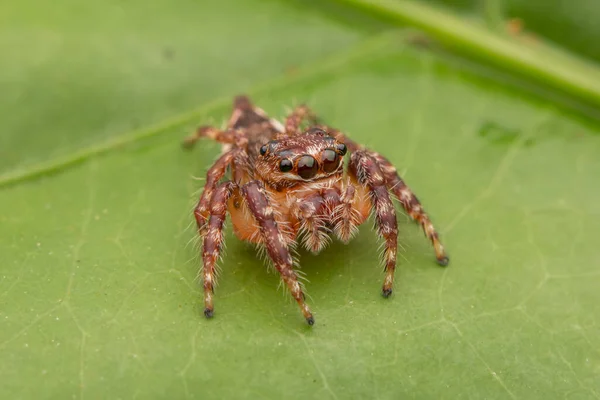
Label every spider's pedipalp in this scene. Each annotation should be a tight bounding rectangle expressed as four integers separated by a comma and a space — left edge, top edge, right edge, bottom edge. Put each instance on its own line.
324, 185, 361, 243
350, 151, 399, 297
292, 193, 330, 253
241, 181, 314, 325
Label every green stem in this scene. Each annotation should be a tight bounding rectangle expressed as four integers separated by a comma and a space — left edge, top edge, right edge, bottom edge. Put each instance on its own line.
334, 0, 600, 109
482, 0, 504, 30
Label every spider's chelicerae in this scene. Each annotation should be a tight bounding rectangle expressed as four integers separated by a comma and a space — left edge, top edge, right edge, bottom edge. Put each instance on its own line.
183, 96, 449, 325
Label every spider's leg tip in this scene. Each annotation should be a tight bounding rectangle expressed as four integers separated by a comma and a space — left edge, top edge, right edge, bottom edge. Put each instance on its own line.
382, 288, 393, 298
437, 256, 450, 267
203, 308, 214, 318
306, 316, 315, 326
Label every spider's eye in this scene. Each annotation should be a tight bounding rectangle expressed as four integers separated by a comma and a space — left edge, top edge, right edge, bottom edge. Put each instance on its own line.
279, 159, 293, 172
297, 155, 318, 179
321, 149, 339, 173
259, 144, 268, 156
306, 127, 326, 136
336, 143, 347, 156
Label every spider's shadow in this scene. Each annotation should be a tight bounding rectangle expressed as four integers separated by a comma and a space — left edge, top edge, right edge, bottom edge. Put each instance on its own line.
238, 233, 356, 278
235, 226, 385, 298
235, 218, 438, 293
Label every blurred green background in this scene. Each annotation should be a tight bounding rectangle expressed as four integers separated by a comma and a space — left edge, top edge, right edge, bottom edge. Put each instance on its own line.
1, 1, 599, 399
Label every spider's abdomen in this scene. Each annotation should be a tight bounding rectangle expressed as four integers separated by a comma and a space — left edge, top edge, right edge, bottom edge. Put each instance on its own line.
228, 192, 262, 243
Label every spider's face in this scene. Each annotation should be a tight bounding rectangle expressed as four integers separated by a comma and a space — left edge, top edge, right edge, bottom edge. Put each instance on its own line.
254, 128, 347, 187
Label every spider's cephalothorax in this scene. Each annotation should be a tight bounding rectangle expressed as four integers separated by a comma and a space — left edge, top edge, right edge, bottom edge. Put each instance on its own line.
183, 96, 449, 325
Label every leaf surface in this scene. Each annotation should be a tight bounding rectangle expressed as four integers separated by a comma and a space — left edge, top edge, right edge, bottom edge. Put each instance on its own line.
0, 0, 366, 174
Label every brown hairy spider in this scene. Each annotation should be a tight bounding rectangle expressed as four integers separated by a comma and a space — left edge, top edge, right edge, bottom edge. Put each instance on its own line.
183, 95, 449, 325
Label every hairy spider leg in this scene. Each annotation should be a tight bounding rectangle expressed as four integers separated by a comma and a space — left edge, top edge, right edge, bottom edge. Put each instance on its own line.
284, 104, 320, 135
350, 151, 399, 297
201, 181, 236, 317
324, 185, 361, 243
291, 193, 329, 253
370, 152, 449, 266
183, 95, 272, 148
193, 150, 239, 235
241, 181, 314, 325
182, 126, 239, 148
321, 128, 449, 266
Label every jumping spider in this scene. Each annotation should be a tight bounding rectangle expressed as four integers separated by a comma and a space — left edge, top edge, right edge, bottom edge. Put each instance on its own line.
183, 96, 449, 325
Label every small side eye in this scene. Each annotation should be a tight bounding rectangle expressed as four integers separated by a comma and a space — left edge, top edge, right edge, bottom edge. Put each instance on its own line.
259, 144, 268, 156
336, 143, 347, 156
306, 127, 326, 136
279, 159, 293, 172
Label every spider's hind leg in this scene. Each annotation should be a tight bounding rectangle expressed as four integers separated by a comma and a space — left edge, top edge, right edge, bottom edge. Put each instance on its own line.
285, 104, 320, 134
182, 126, 239, 149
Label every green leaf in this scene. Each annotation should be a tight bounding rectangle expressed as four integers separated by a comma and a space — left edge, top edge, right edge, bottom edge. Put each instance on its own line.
0, 0, 368, 174
1, 2, 600, 399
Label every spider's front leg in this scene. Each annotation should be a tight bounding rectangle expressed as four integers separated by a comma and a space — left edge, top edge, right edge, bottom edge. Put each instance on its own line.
370, 153, 449, 266
241, 181, 314, 325
323, 128, 449, 266
350, 151, 399, 297
192, 150, 240, 235
201, 181, 236, 318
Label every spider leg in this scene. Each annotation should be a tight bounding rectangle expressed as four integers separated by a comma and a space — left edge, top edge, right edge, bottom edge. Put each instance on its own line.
323, 186, 360, 243
182, 126, 241, 149
350, 151, 399, 297
320, 125, 449, 265
285, 104, 320, 134
201, 181, 236, 318
241, 181, 314, 325
292, 193, 329, 253
370, 152, 449, 266
193, 149, 239, 235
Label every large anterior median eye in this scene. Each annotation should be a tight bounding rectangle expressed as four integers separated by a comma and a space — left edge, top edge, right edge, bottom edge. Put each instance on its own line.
297, 155, 318, 179
321, 149, 339, 173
